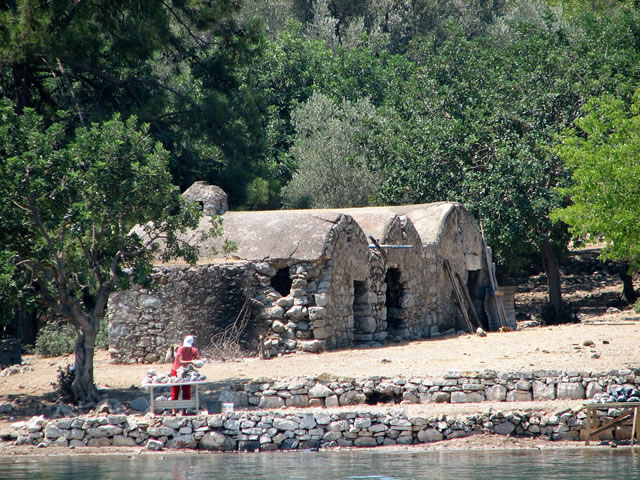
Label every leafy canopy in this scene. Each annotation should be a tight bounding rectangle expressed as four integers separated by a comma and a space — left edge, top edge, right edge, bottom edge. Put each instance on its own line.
0, 100, 204, 329
0, 0, 266, 206
552, 90, 640, 269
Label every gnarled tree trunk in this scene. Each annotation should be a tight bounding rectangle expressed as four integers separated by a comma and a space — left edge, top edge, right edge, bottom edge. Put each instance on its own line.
617, 263, 638, 305
71, 326, 100, 404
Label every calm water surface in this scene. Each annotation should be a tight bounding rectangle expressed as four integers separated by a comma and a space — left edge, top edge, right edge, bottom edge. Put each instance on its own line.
2, 449, 640, 480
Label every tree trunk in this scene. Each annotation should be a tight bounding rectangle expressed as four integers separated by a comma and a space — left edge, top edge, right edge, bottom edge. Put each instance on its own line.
12, 62, 31, 112
541, 240, 567, 323
618, 263, 638, 305
71, 327, 100, 404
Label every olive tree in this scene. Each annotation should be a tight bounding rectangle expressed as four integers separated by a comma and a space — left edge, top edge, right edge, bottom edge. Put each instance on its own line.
0, 103, 210, 403
282, 92, 381, 208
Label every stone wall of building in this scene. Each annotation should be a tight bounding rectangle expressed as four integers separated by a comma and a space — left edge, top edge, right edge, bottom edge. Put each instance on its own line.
316, 215, 370, 348
108, 262, 260, 363
430, 207, 489, 332
108, 215, 371, 363
108, 207, 491, 363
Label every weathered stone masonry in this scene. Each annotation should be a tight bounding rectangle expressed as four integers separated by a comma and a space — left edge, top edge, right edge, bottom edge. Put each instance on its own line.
5, 368, 638, 450
214, 368, 640, 409
7, 408, 591, 451
108, 194, 494, 364
109, 263, 256, 363
9, 399, 636, 451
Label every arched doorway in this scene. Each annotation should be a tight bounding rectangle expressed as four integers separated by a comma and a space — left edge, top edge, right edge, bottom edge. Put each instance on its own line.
353, 280, 375, 342
385, 268, 405, 336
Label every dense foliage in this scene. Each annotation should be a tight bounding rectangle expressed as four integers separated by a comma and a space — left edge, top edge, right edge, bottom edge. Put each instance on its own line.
552, 90, 640, 269
0, 103, 208, 401
3, 0, 640, 397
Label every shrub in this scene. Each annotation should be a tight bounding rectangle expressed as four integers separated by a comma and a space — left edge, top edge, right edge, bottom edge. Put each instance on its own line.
34, 320, 109, 356
34, 322, 76, 356
633, 299, 640, 314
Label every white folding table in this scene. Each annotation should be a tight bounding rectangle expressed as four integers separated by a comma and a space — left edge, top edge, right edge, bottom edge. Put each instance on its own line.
142, 380, 208, 414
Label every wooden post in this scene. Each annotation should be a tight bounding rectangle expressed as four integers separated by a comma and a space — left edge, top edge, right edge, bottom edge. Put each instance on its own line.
480, 225, 507, 328
456, 272, 481, 329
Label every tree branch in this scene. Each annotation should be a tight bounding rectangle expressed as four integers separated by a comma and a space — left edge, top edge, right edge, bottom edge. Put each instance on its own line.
159, 0, 210, 56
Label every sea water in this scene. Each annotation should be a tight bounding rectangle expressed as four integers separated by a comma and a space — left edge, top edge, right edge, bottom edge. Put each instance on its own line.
2, 448, 640, 480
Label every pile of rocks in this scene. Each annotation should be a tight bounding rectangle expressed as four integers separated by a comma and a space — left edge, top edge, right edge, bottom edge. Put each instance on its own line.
0, 361, 33, 377
592, 385, 640, 404
4, 406, 589, 451
142, 365, 206, 385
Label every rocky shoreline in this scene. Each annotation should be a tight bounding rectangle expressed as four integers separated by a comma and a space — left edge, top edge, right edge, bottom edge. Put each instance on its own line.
1, 405, 590, 452
2, 395, 637, 453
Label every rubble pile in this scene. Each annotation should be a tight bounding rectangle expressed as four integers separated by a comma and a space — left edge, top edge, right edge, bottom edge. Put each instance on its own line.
142, 364, 207, 385
592, 385, 640, 404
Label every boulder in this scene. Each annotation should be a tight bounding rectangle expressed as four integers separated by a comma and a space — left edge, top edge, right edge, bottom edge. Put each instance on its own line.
417, 428, 444, 443
199, 431, 236, 451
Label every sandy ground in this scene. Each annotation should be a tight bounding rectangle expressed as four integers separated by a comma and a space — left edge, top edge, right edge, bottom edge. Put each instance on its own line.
2, 320, 639, 400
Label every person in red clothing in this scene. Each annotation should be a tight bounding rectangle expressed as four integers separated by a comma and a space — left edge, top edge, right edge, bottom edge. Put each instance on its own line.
170, 335, 201, 401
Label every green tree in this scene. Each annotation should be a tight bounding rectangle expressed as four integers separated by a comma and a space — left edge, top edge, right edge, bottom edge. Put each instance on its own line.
0, 0, 266, 205
0, 103, 210, 403
368, 6, 640, 321
282, 92, 381, 208
252, 23, 415, 199
552, 90, 640, 273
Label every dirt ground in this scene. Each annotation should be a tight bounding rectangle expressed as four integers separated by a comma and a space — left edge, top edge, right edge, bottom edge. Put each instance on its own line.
0, 246, 639, 453
3, 319, 638, 399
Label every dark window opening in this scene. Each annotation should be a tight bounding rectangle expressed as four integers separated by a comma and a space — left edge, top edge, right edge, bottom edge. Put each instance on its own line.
467, 270, 488, 330
466, 270, 480, 298
385, 268, 404, 331
270, 268, 292, 297
365, 390, 403, 405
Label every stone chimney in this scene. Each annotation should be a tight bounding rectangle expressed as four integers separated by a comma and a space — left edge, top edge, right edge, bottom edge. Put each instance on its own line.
182, 181, 228, 215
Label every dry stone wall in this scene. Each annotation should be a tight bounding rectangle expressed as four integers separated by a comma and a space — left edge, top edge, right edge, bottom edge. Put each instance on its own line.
108, 263, 259, 363
6, 407, 591, 451
214, 368, 640, 409
6, 367, 639, 451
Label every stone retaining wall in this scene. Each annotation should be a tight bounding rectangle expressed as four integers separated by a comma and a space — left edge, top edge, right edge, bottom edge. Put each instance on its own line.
215, 368, 640, 409
5, 368, 639, 451
7, 406, 595, 451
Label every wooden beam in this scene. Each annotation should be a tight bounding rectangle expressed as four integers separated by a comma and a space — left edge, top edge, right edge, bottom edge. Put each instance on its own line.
444, 259, 474, 333
456, 272, 481, 329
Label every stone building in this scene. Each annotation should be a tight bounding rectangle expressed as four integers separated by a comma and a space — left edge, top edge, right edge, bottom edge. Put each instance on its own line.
107, 188, 493, 363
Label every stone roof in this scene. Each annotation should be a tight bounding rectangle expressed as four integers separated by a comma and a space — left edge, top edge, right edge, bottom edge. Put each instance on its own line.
196, 210, 347, 263
388, 203, 462, 246
335, 203, 458, 245
149, 202, 471, 265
